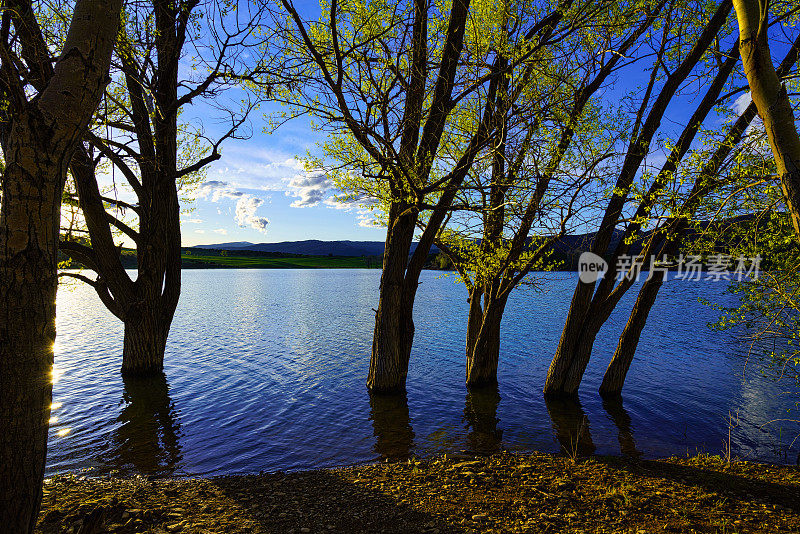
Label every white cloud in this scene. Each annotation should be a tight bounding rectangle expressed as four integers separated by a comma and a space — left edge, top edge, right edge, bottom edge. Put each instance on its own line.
196, 180, 245, 201
286, 171, 331, 207
213, 228, 228, 235
206, 145, 307, 192
733, 92, 752, 116
182, 218, 203, 224
196, 179, 270, 234
235, 195, 270, 233
194, 229, 206, 234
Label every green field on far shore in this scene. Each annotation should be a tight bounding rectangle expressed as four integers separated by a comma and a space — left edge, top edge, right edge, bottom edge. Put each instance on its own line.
181, 251, 379, 269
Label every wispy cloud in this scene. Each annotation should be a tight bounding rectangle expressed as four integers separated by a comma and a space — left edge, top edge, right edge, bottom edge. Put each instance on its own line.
207, 145, 307, 191
213, 228, 228, 235
324, 195, 382, 229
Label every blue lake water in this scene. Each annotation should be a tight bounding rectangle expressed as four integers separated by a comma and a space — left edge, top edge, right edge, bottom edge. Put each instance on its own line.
47, 269, 800, 477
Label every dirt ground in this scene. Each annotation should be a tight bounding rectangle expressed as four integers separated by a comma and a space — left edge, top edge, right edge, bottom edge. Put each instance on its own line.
36, 452, 800, 533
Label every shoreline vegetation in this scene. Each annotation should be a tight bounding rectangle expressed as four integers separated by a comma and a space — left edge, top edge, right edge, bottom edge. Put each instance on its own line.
37, 452, 800, 533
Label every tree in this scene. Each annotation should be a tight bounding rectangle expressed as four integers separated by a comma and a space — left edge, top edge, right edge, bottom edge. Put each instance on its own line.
435, 0, 665, 386
58, 0, 273, 374
599, 29, 800, 396
0, 0, 122, 531
733, 0, 800, 238
276, 0, 616, 392
544, 0, 738, 396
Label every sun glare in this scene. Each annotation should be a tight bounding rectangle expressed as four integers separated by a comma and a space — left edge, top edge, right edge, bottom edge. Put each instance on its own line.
51, 366, 65, 384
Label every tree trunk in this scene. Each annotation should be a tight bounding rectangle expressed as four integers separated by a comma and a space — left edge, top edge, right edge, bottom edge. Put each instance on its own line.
120, 178, 182, 375
367, 203, 418, 392
0, 135, 61, 534
600, 270, 666, 397
734, 0, 800, 237
466, 294, 508, 386
0, 1, 121, 529
594, 31, 800, 397
544, 282, 596, 396
543, 0, 733, 397
122, 303, 171, 375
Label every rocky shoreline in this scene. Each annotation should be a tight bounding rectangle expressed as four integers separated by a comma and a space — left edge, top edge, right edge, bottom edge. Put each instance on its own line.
37, 452, 800, 533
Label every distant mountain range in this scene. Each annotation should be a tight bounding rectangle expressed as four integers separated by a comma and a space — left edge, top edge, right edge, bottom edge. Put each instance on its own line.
193, 239, 437, 256
193, 217, 745, 262
192, 233, 620, 259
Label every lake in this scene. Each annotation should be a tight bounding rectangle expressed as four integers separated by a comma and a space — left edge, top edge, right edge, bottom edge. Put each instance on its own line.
47, 269, 800, 477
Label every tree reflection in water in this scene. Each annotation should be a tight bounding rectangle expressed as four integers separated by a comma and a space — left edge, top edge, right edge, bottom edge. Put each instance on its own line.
463, 385, 503, 454
602, 396, 641, 458
545, 396, 596, 457
104, 373, 183, 476
369, 392, 415, 460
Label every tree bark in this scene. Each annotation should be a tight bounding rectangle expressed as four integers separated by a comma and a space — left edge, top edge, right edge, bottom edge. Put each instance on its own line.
599, 270, 666, 397
0, 1, 121, 531
0, 129, 62, 534
734, 0, 800, 237
368, 203, 418, 392
122, 302, 172, 375
466, 293, 508, 386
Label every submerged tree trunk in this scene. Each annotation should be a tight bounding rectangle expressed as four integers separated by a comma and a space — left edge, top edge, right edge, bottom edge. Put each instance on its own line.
466, 293, 508, 386
122, 303, 172, 374
0, 1, 121, 530
544, 0, 734, 397
597, 33, 800, 397
121, 180, 182, 375
63, 0, 186, 377
368, 204, 418, 392
599, 270, 666, 397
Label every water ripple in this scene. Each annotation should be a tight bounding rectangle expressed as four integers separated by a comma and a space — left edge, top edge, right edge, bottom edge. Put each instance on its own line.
46, 269, 800, 476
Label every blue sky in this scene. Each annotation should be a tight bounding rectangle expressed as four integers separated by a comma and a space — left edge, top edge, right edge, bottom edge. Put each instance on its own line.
163, 0, 793, 247
180, 111, 384, 247
171, 0, 385, 247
